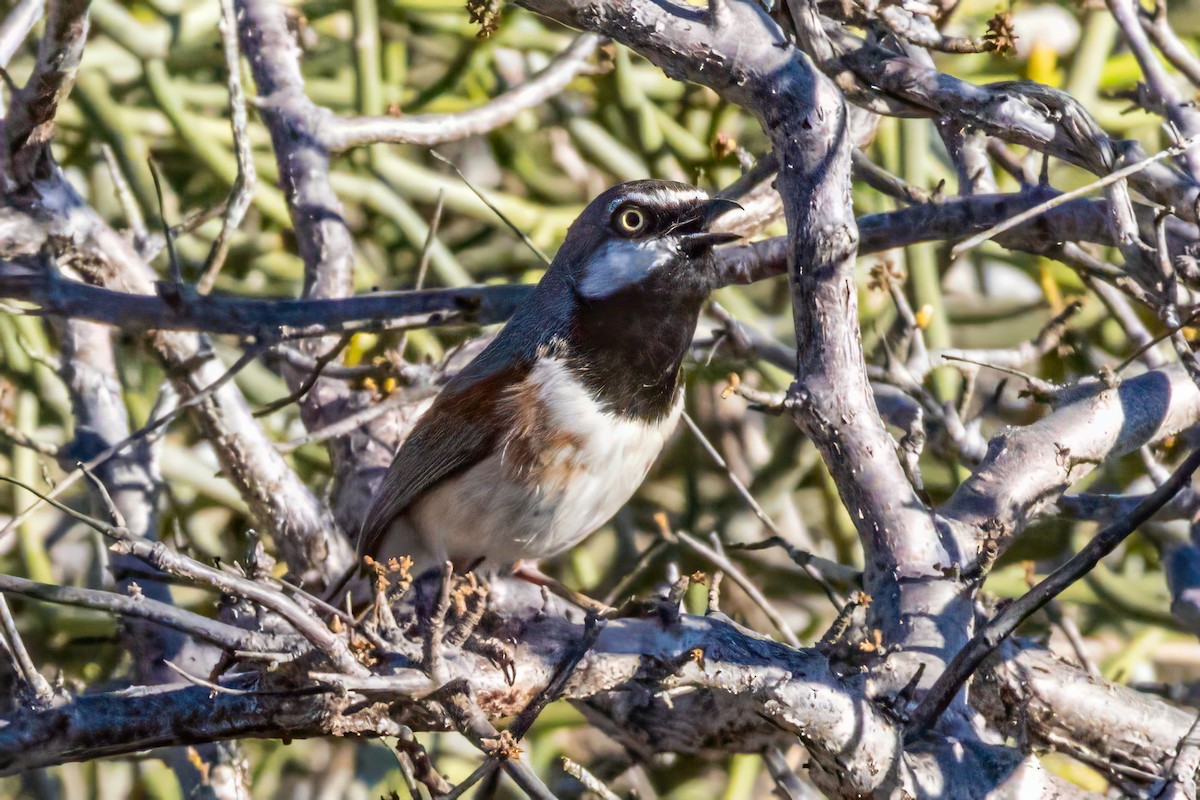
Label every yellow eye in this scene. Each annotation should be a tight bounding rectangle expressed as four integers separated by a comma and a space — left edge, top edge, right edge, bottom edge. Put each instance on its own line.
615, 205, 648, 236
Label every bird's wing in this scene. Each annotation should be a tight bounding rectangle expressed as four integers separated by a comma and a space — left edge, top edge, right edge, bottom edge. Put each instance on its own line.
355, 362, 527, 563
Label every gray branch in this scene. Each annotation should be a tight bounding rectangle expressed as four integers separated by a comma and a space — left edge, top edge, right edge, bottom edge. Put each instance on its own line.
0, 573, 297, 654
323, 34, 601, 151
3, 0, 91, 182
5, 190, 1177, 340
0, 580, 1167, 798
943, 365, 1200, 561
0, 182, 350, 582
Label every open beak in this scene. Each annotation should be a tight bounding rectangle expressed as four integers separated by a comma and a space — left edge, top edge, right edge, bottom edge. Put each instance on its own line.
679, 197, 744, 256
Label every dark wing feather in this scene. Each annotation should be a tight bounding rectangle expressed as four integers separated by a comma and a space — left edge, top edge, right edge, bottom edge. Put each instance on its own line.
355, 363, 527, 562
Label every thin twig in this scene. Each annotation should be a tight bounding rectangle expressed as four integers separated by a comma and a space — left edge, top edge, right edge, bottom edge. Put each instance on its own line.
78, 461, 126, 528
275, 390, 415, 453
148, 159, 183, 285
197, 0, 259, 294
162, 659, 251, 695
0, 421, 58, 457
509, 615, 602, 740
255, 332, 354, 417
0, 572, 297, 653
683, 410, 846, 603
561, 758, 621, 800
430, 150, 552, 266
99, 143, 148, 243
1115, 306, 1200, 373
601, 539, 666, 606
0, 594, 54, 706
1155, 710, 1200, 799
396, 190, 446, 358
952, 135, 1200, 257
682, 411, 784, 539
443, 759, 499, 800
674, 531, 801, 647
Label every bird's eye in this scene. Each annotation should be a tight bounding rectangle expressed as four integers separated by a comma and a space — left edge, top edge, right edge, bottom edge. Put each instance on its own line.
614, 205, 648, 236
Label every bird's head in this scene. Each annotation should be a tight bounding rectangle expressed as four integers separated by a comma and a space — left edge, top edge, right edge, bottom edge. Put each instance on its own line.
552, 180, 742, 302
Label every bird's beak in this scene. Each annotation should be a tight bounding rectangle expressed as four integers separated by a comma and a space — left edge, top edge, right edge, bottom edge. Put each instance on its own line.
679, 197, 744, 256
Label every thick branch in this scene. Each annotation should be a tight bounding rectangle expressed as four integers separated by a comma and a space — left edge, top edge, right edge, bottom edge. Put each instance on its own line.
943, 365, 1200, 557
0, 595, 913, 795
3, 0, 91, 179
976, 640, 1199, 782
0, 264, 530, 334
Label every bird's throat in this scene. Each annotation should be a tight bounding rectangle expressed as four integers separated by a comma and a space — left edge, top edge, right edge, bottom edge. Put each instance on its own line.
565, 289, 704, 420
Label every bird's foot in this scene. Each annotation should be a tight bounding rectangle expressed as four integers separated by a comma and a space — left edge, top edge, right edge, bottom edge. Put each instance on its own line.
511, 561, 616, 618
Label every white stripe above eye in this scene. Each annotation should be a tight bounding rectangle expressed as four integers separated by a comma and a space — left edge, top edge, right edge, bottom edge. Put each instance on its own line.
609, 188, 708, 213
578, 238, 673, 299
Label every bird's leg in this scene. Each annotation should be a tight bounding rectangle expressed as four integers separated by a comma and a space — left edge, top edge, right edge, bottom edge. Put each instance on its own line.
444, 572, 489, 647
511, 560, 616, 617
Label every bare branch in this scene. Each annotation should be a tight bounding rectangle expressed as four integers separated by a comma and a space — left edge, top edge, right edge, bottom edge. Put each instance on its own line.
1140, 2, 1200, 88
3, 190, 1152, 342
831, 34, 1200, 222
0, 589, 913, 795
0, 474, 367, 676
0, 573, 298, 654
943, 365, 1200, 555
324, 34, 601, 151
1109, 0, 1200, 179
673, 530, 803, 646
3, 0, 91, 181
0, 262, 531, 335
951, 136, 1200, 258
561, 758, 621, 800
196, 0, 259, 295
0, 594, 54, 707
912, 446, 1200, 731
976, 639, 1200, 782
0, 0, 44, 71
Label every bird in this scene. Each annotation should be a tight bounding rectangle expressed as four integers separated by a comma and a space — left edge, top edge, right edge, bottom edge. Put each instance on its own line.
351, 179, 741, 607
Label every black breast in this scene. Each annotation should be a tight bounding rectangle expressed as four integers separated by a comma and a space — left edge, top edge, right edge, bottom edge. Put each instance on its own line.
565, 274, 708, 420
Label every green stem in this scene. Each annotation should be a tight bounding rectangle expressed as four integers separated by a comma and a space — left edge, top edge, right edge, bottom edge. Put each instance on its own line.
901, 117, 955, 402
143, 59, 293, 228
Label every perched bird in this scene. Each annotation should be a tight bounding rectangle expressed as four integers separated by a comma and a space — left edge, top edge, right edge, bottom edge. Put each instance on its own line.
354, 180, 740, 600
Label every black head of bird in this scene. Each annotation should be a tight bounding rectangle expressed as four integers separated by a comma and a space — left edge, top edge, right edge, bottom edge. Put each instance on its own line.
352, 179, 741, 599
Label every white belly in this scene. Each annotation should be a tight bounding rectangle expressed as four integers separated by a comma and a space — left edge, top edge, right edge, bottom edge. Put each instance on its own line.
396, 358, 681, 571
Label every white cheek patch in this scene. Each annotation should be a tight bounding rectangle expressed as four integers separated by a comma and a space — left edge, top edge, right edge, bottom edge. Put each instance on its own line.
579, 239, 673, 299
